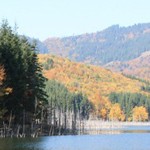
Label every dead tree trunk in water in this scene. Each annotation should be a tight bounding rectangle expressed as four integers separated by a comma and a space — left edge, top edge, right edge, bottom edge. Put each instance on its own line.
22, 109, 25, 137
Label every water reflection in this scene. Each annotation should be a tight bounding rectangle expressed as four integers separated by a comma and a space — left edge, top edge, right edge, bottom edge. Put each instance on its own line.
0, 126, 150, 150
84, 125, 150, 134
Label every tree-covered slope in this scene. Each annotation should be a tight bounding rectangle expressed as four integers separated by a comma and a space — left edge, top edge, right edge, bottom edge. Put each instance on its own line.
44, 23, 150, 65
39, 54, 150, 107
105, 51, 150, 80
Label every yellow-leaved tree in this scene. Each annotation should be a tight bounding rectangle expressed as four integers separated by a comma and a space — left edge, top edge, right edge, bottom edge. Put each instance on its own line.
132, 106, 148, 121
0, 66, 5, 83
100, 98, 111, 120
108, 103, 125, 121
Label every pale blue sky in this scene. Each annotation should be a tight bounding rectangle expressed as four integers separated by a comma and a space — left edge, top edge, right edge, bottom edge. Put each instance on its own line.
0, 0, 150, 40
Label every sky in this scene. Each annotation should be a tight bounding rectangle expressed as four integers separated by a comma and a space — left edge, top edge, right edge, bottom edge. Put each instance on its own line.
0, 0, 150, 40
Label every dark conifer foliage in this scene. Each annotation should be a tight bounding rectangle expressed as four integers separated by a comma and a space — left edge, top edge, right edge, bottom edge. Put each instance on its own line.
0, 20, 47, 123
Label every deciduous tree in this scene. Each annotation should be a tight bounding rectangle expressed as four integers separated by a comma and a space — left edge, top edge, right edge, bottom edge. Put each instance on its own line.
132, 106, 148, 121
109, 103, 125, 121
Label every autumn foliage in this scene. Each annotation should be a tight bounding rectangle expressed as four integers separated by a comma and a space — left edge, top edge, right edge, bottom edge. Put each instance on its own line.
108, 103, 125, 121
0, 65, 5, 96
132, 106, 148, 121
0, 65, 5, 85
107, 51, 150, 81
38, 54, 150, 120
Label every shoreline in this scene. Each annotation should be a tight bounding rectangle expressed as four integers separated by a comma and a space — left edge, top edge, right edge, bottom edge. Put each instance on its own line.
0, 121, 150, 138
79, 120, 150, 132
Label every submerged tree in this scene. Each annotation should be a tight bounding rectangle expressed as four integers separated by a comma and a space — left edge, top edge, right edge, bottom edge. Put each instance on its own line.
46, 80, 93, 133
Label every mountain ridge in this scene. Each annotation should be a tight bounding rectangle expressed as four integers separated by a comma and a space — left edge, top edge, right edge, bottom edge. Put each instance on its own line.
41, 23, 150, 79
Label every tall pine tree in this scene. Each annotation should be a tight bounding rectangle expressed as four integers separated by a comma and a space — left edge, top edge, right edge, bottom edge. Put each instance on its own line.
0, 20, 47, 123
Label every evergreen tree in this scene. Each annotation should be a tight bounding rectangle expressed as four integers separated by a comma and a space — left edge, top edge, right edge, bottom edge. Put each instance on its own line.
0, 20, 47, 123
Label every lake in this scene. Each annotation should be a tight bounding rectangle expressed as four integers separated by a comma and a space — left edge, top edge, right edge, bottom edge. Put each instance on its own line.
0, 126, 150, 150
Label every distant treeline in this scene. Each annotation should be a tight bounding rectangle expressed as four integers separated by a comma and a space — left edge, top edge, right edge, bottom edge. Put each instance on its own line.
123, 74, 150, 93
123, 73, 150, 84
109, 92, 150, 120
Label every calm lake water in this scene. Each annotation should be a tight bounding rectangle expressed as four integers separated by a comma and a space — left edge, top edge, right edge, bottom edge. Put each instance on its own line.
0, 126, 150, 150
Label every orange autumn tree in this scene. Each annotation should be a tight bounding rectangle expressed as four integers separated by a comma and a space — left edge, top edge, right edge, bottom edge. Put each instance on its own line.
94, 91, 105, 117
100, 98, 111, 120
0, 65, 12, 96
0, 65, 5, 96
109, 103, 125, 121
100, 108, 107, 120
0, 65, 5, 83
132, 106, 148, 121
0, 65, 8, 119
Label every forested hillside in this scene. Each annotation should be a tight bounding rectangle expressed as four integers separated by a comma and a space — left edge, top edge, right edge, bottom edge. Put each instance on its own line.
44, 23, 150, 66
105, 51, 150, 80
39, 54, 150, 120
